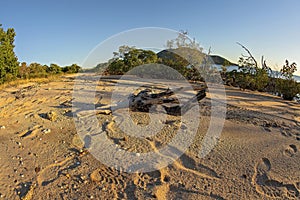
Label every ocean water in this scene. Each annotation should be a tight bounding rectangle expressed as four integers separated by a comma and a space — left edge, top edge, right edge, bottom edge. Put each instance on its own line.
294, 75, 300, 83
213, 65, 300, 83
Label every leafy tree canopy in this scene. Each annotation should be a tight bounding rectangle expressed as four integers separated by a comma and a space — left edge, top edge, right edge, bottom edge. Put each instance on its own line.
0, 24, 19, 83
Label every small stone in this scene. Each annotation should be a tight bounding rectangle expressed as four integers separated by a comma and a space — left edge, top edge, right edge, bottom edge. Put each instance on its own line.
0, 126, 5, 129
136, 153, 141, 157
35, 166, 41, 173
45, 111, 57, 121
42, 129, 51, 134
264, 127, 271, 132
181, 124, 188, 130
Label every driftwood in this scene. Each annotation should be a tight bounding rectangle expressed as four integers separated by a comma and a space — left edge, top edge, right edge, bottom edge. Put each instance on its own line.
93, 86, 206, 116
128, 87, 206, 116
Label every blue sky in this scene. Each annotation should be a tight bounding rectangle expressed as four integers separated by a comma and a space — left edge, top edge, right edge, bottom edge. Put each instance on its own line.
1, 0, 300, 74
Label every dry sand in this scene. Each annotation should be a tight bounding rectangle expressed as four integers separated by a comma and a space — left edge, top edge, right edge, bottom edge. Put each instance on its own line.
0, 74, 299, 200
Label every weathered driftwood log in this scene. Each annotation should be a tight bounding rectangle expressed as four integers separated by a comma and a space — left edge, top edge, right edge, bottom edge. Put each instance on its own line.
128, 87, 206, 116
93, 86, 206, 116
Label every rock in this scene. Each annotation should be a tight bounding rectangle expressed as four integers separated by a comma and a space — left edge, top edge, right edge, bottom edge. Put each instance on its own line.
45, 111, 57, 121
42, 129, 51, 134
90, 170, 101, 182
264, 127, 271, 132
34, 166, 41, 173
96, 109, 111, 115
72, 135, 84, 149
0, 126, 5, 129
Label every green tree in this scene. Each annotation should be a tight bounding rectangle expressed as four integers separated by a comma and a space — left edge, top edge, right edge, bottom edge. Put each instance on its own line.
48, 63, 62, 74
0, 24, 19, 83
28, 63, 48, 78
277, 60, 299, 100
164, 31, 212, 81
236, 43, 270, 91
62, 64, 81, 73
106, 47, 158, 74
18, 62, 30, 79
280, 60, 297, 80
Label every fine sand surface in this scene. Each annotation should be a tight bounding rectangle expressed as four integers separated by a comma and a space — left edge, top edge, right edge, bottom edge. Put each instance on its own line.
0, 74, 299, 200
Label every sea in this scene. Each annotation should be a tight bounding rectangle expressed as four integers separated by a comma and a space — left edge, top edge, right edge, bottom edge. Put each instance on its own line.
214, 65, 300, 83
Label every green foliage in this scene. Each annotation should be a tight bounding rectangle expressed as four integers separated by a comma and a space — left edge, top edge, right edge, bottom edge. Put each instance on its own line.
280, 60, 297, 80
235, 72, 253, 90
157, 49, 189, 77
276, 79, 300, 100
0, 24, 19, 83
28, 63, 48, 78
62, 64, 81, 73
18, 62, 30, 79
276, 60, 299, 100
106, 47, 158, 75
48, 63, 62, 74
253, 68, 269, 92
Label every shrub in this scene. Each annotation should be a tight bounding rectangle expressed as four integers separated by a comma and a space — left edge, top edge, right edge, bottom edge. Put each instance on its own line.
276, 79, 300, 100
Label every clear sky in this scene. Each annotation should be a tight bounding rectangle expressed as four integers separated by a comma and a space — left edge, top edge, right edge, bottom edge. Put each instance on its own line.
1, 0, 299, 74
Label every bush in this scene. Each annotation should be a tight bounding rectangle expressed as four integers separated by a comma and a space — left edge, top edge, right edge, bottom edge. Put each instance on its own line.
276, 79, 300, 100
62, 64, 81, 73
253, 68, 269, 92
48, 63, 62, 74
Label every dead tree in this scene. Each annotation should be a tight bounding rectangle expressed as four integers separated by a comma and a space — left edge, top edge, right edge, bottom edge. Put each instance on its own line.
236, 42, 258, 68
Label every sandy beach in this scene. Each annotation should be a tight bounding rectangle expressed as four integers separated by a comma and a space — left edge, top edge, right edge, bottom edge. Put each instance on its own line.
0, 74, 299, 200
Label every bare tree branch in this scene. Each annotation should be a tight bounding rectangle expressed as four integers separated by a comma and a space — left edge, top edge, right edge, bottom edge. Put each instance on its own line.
236, 42, 258, 68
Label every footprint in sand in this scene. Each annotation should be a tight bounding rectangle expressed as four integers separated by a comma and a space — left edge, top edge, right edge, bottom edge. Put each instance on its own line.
252, 157, 299, 199
90, 166, 129, 199
18, 125, 43, 139
283, 144, 297, 157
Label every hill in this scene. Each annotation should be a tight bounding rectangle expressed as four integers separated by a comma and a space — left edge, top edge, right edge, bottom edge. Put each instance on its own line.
210, 55, 237, 66
157, 49, 237, 66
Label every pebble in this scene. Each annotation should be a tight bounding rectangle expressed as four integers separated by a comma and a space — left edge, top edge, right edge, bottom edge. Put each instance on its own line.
136, 153, 141, 157
0, 126, 5, 129
42, 129, 51, 134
